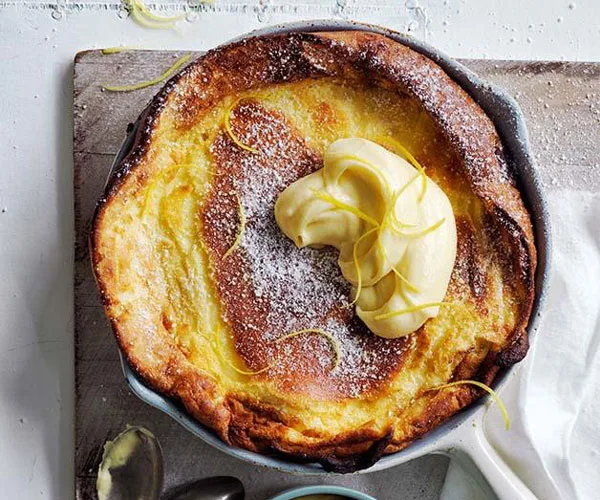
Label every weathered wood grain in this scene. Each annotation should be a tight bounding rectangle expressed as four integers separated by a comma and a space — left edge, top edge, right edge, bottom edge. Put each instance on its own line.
73, 50, 599, 500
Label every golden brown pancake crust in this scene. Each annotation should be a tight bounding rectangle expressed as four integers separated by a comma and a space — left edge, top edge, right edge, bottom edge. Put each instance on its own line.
91, 31, 536, 472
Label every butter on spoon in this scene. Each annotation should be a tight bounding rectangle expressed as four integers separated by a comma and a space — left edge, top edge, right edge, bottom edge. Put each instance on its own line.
275, 138, 457, 338
96, 425, 245, 500
97, 426, 163, 500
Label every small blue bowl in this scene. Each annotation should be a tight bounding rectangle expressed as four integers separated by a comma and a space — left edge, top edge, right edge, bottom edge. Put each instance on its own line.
268, 485, 377, 500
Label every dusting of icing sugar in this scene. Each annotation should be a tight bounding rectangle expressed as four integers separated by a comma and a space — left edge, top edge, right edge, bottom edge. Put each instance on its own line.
237, 159, 350, 335
235, 160, 407, 396
265, 317, 406, 398
203, 100, 408, 398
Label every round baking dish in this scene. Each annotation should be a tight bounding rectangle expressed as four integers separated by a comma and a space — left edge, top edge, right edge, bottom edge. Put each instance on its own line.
107, 20, 551, 499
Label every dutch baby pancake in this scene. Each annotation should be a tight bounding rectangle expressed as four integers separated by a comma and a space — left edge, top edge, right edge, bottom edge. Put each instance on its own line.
91, 31, 536, 472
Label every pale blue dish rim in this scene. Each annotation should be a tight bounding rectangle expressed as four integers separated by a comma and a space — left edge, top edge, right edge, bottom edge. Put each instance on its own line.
265, 484, 377, 500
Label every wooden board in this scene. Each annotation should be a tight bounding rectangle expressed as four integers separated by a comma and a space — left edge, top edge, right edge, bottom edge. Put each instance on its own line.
73, 50, 600, 500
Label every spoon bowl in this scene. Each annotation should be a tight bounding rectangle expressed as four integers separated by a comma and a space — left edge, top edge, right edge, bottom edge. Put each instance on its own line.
97, 426, 164, 500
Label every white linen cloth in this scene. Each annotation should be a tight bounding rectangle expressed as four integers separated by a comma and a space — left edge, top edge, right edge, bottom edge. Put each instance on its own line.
441, 189, 600, 500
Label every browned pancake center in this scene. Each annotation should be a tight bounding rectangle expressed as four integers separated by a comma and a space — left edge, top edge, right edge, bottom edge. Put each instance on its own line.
201, 100, 411, 399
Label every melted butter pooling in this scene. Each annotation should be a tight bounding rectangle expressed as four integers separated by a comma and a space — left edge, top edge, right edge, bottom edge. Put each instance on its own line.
275, 138, 457, 338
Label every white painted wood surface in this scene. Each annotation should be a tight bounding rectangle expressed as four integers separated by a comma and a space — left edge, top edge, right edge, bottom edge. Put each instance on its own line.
0, 1, 599, 499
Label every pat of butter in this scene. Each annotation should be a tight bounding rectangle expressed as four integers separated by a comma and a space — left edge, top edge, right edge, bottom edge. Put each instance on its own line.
96, 428, 142, 500
275, 138, 457, 338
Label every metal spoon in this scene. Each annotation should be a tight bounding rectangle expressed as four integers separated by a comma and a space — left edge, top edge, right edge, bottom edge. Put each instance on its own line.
165, 476, 245, 500
97, 425, 164, 500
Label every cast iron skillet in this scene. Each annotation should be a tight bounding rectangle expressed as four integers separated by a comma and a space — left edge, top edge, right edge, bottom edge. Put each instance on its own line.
105, 20, 551, 499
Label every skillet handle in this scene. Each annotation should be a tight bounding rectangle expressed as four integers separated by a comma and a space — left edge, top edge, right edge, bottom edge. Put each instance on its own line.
445, 423, 539, 500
